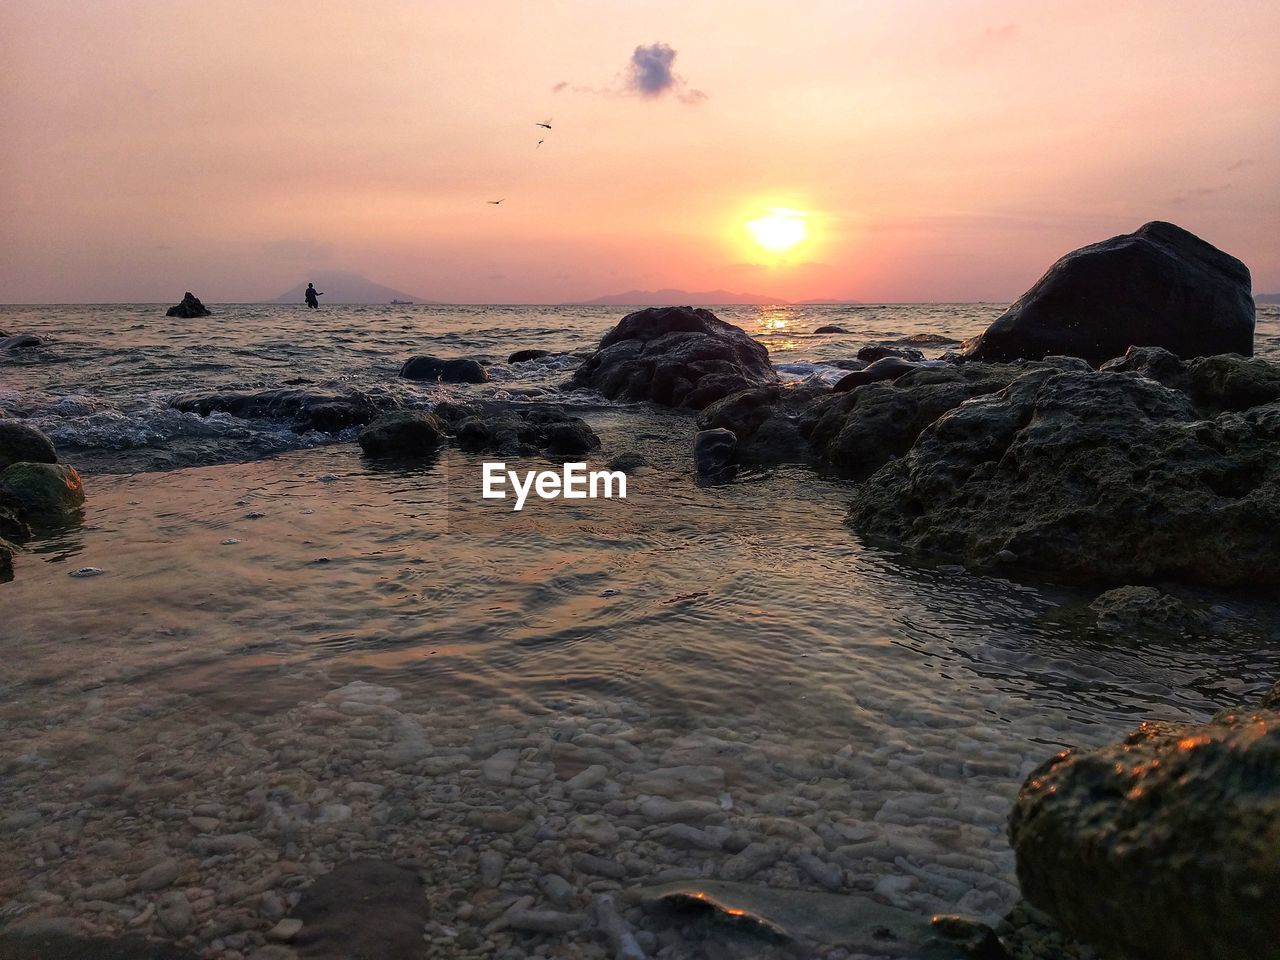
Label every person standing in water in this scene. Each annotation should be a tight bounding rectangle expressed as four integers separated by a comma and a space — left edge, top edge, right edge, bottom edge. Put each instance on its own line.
304, 282, 323, 309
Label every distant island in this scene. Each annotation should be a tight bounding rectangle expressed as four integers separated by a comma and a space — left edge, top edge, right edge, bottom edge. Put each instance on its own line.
1257, 293, 1280, 305
579, 288, 862, 306
270, 271, 427, 305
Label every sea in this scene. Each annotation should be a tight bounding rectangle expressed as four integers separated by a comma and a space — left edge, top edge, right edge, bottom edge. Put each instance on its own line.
2, 301, 1278, 956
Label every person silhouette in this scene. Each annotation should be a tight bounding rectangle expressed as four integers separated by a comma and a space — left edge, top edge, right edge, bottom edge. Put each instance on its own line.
304, 282, 323, 309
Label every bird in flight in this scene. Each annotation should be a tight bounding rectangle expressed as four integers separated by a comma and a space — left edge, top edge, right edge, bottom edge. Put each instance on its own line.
487, 199, 504, 205
536, 139, 544, 148
535, 121, 552, 130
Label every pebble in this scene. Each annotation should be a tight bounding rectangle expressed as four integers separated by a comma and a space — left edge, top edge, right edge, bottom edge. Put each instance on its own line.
720, 842, 779, 882
478, 850, 504, 888
82, 878, 128, 901
537, 873, 576, 906
68, 567, 104, 578
156, 890, 194, 936
267, 918, 303, 941
134, 858, 181, 891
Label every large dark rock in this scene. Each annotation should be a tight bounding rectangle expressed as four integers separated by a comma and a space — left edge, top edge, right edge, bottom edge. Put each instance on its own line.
399, 356, 489, 383
1, 334, 42, 350
693, 428, 737, 478
0, 462, 85, 527
1102, 346, 1280, 413
171, 389, 391, 432
697, 383, 825, 467
0, 420, 58, 472
439, 402, 600, 459
1009, 697, 1280, 960
358, 411, 444, 458
165, 292, 211, 318
963, 221, 1254, 365
567, 306, 776, 409
848, 367, 1280, 586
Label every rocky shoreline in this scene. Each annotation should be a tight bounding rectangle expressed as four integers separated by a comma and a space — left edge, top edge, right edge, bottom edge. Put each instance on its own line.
2, 220, 1278, 958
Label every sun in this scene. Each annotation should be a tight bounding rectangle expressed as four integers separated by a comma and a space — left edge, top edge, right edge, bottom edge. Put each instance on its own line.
746, 208, 808, 253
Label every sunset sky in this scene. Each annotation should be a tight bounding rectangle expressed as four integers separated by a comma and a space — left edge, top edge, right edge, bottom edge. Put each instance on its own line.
2, 0, 1277, 304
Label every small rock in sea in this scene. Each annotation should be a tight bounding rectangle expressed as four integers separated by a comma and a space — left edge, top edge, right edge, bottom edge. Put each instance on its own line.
814, 325, 849, 334
221, 538, 240, 545
694, 428, 737, 478
316, 474, 339, 482
68, 567, 104, 578
165, 292, 212, 318
599, 588, 620, 597
244, 511, 265, 519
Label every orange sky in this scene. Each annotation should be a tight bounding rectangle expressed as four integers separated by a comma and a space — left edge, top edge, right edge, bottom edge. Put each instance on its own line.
1, 0, 1277, 303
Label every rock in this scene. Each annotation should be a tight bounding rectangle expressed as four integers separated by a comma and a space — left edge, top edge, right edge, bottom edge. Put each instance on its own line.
1088, 585, 1213, 636
0, 930, 199, 959
697, 383, 824, 467
288, 859, 427, 959
267, 919, 303, 941
0, 420, 58, 472
567, 306, 776, 409
0, 463, 85, 527
508, 349, 552, 363
605, 451, 650, 473
833, 357, 930, 392
1009, 698, 1280, 960
1, 538, 13, 582
849, 368, 1280, 586
477, 850, 504, 887
693, 428, 736, 478
963, 221, 1254, 365
857, 344, 925, 363
156, 890, 195, 937
134, 858, 182, 891
505, 909, 587, 934
1102, 347, 1280, 414
813, 325, 848, 334
357, 411, 444, 458
165, 292, 211, 318
930, 915, 1007, 959
399, 356, 489, 383
1, 334, 42, 350
446, 403, 599, 459
171, 389, 391, 433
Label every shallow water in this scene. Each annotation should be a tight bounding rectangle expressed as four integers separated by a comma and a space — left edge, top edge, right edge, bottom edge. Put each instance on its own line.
3, 303, 1279, 958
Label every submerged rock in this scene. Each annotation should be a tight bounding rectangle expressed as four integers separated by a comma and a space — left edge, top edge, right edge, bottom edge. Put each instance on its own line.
288, 859, 428, 960
0, 462, 85, 527
849, 368, 1280, 586
857, 343, 925, 363
962, 221, 1254, 365
0, 419, 58, 472
164, 292, 211, 318
508, 348, 552, 363
1088, 585, 1214, 637
813, 325, 848, 334
1, 334, 42, 350
171, 388, 391, 432
399, 355, 489, 383
358, 410, 444, 458
694, 428, 737, 478
568, 306, 776, 409
1009, 696, 1280, 960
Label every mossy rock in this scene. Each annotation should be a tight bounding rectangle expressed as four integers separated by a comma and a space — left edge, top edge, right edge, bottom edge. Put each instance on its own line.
0, 462, 85, 526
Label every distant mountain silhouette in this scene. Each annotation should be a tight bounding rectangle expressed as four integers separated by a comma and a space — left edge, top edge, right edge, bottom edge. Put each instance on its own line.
1257, 293, 1280, 305
579, 288, 784, 306
270, 271, 427, 305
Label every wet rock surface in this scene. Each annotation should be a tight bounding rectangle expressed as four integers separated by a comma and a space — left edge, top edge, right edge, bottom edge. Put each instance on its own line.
568, 306, 776, 410
962, 221, 1254, 365
0, 419, 59, 472
848, 367, 1280, 586
399, 356, 490, 384
0, 462, 85, 528
357, 411, 444, 459
1009, 697, 1280, 960
1, 334, 43, 350
171, 390, 394, 433
435, 401, 600, 459
693, 428, 737, 478
165, 293, 211, 319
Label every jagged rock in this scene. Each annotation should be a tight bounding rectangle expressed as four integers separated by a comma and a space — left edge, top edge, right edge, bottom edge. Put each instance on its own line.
568, 306, 776, 409
1102, 347, 1280, 413
165, 292, 211, 318
697, 383, 824, 467
1088, 585, 1213, 636
1009, 697, 1280, 960
0, 420, 58, 472
508, 349, 552, 363
171, 389, 391, 432
857, 344, 925, 363
963, 221, 1254, 365
442, 403, 599, 458
694, 428, 737, 478
1, 334, 42, 350
848, 368, 1280, 586
358, 411, 444, 458
399, 356, 489, 383
0, 462, 85, 527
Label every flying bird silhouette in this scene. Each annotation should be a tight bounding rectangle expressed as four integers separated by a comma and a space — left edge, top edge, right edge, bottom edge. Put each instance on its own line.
535, 121, 552, 130
536, 139, 544, 148
487, 199, 504, 205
